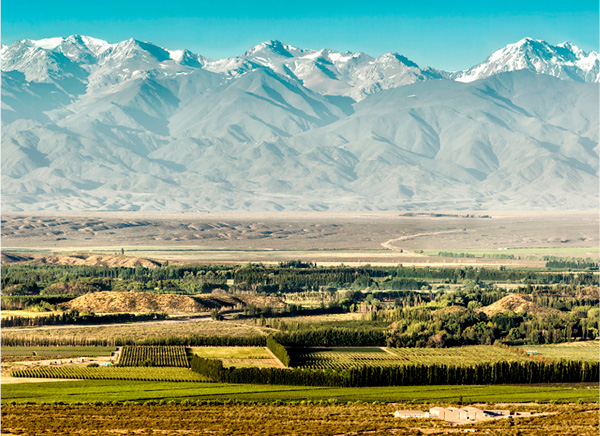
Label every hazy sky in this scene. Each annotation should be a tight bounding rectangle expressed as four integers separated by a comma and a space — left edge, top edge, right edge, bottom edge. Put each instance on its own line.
2, 0, 598, 70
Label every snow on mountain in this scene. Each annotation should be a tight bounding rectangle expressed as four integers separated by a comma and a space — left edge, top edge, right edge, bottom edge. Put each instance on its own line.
1, 36, 598, 211
453, 37, 599, 83
201, 40, 440, 101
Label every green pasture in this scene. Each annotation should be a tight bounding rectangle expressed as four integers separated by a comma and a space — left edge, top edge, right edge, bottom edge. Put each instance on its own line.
2, 380, 597, 404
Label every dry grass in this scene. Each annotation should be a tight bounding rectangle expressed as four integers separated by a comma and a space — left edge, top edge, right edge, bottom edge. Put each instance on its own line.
1, 403, 598, 436
190, 346, 281, 368
1, 320, 274, 346
220, 358, 282, 368
190, 347, 272, 359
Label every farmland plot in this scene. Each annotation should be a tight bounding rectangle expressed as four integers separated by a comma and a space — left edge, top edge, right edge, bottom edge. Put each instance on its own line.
117, 346, 189, 367
517, 341, 600, 362
190, 347, 281, 368
291, 346, 532, 370
10, 366, 208, 382
384, 345, 533, 365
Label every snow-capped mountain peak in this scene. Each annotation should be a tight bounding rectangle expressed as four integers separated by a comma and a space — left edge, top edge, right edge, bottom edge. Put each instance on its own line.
374, 52, 419, 68
30, 36, 65, 50
454, 37, 599, 83
244, 40, 304, 58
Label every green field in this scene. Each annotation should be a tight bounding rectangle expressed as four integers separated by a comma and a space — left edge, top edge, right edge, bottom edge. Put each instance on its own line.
10, 366, 209, 382
2, 379, 597, 404
118, 346, 189, 367
1, 346, 115, 358
291, 346, 532, 370
517, 341, 600, 362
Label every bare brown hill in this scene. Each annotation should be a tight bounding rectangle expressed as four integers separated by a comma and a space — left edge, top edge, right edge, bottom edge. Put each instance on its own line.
481, 294, 558, 317
64, 291, 284, 314
1, 253, 163, 268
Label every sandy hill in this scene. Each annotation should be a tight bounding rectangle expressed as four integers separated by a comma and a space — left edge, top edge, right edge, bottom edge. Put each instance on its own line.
1, 253, 163, 268
64, 291, 284, 314
481, 294, 558, 317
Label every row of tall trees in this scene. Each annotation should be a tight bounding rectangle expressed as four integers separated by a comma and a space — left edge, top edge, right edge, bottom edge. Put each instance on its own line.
190, 356, 346, 386
1, 310, 167, 328
1, 333, 266, 347
275, 327, 387, 347
190, 355, 598, 387
344, 360, 599, 386
266, 335, 290, 367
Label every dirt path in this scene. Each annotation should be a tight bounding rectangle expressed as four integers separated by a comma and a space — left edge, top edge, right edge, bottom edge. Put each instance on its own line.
381, 230, 465, 251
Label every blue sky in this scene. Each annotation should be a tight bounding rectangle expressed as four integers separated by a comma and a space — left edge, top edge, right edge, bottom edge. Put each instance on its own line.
2, 0, 598, 70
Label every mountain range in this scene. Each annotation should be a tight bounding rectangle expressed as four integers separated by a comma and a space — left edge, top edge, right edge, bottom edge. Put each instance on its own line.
1, 36, 598, 211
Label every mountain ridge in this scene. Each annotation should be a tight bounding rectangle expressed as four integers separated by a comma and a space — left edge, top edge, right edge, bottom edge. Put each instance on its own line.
1, 37, 598, 212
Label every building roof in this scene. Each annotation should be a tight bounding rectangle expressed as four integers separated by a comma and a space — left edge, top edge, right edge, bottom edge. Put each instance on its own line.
461, 406, 483, 412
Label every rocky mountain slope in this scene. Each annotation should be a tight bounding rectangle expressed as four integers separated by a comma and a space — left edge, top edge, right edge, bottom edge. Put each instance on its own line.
2, 36, 598, 211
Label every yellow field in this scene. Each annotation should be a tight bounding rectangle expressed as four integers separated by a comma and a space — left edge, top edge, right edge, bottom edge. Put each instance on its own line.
189, 346, 282, 368
190, 347, 272, 359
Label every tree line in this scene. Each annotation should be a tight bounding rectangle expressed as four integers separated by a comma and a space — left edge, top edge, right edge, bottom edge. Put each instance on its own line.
190, 355, 598, 387
3, 264, 596, 298
266, 335, 290, 367
1, 333, 267, 347
1, 310, 167, 328
274, 327, 387, 347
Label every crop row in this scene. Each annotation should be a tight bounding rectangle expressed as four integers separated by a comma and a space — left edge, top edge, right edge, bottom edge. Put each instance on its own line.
293, 352, 401, 370
292, 346, 530, 370
118, 346, 189, 367
11, 366, 209, 382
384, 345, 531, 364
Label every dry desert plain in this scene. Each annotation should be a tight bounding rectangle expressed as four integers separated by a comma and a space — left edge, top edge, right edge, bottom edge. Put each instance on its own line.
1, 211, 598, 266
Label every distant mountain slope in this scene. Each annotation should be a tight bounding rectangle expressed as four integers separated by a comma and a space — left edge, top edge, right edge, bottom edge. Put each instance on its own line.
1, 37, 598, 211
